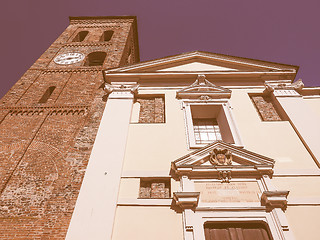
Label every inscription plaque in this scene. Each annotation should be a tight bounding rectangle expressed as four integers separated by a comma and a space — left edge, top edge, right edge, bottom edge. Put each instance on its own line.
194, 182, 260, 203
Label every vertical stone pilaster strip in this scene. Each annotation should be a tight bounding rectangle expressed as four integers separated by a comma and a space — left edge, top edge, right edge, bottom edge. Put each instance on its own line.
66, 83, 138, 240
266, 82, 320, 166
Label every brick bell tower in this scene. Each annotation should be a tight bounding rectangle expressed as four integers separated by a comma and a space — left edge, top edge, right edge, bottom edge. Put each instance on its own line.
0, 16, 139, 239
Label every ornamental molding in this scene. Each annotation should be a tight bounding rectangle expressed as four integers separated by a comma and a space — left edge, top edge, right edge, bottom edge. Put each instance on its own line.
171, 141, 274, 179
70, 19, 133, 25
38, 68, 101, 74
264, 79, 304, 97
2, 105, 89, 116
176, 75, 231, 99
74, 24, 124, 29
261, 190, 290, 211
63, 42, 112, 48
106, 51, 297, 74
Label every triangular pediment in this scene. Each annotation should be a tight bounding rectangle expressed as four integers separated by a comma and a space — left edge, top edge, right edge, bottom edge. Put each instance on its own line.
171, 141, 274, 179
157, 62, 237, 72
106, 51, 298, 74
176, 74, 231, 99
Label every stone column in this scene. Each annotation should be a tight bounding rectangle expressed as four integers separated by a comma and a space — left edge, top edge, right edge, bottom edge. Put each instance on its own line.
265, 80, 320, 166
66, 83, 138, 240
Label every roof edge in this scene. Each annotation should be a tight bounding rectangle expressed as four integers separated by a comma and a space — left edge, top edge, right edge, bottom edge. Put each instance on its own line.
69, 16, 137, 22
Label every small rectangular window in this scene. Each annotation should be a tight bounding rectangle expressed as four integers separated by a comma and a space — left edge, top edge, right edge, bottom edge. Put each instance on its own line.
193, 118, 222, 144
139, 178, 170, 199
184, 103, 240, 148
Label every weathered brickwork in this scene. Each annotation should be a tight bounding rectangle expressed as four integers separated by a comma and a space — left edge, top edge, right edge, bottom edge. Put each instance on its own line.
137, 96, 165, 123
139, 179, 170, 199
251, 95, 282, 121
0, 70, 42, 105
0, 16, 139, 239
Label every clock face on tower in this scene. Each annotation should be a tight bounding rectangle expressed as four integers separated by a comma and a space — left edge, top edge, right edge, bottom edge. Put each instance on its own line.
54, 52, 85, 65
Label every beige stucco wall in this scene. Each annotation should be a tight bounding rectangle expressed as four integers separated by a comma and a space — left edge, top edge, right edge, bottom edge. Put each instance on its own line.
286, 206, 320, 240
303, 97, 320, 118
120, 86, 320, 240
112, 206, 183, 240
123, 89, 191, 172
272, 177, 320, 199
230, 89, 318, 170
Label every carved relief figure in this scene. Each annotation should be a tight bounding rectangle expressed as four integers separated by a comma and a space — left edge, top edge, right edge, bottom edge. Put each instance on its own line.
209, 148, 232, 165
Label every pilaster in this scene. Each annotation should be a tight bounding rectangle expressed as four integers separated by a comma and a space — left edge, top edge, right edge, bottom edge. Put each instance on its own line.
66, 83, 138, 240
264, 80, 320, 166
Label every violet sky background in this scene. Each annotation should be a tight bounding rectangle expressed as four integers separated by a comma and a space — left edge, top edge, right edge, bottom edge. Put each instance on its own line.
1, 0, 319, 98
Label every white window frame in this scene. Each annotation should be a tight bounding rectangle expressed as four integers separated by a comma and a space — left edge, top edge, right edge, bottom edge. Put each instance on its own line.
182, 99, 243, 149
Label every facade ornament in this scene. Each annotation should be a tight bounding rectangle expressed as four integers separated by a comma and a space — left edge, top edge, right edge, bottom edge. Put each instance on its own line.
103, 83, 139, 95
263, 79, 304, 96
218, 170, 232, 183
172, 192, 200, 210
261, 190, 289, 211
176, 74, 231, 99
198, 95, 211, 101
209, 148, 232, 166
292, 79, 304, 91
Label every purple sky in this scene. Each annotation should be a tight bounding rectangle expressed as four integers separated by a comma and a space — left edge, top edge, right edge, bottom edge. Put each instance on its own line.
1, 0, 319, 98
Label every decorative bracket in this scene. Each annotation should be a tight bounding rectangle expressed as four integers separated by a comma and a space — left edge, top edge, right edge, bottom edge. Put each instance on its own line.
173, 192, 200, 210
261, 190, 289, 211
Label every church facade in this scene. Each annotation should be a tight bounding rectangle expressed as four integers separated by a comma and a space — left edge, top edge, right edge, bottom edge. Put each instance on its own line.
0, 16, 320, 240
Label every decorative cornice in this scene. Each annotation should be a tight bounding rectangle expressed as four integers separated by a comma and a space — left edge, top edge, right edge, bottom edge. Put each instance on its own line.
63, 42, 112, 48
106, 51, 298, 74
69, 18, 134, 25
35, 68, 102, 74
261, 190, 289, 211
1, 105, 89, 116
73, 24, 124, 29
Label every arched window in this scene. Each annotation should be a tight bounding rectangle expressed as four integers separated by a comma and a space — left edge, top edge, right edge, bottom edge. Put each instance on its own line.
72, 31, 89, 42
100, 30, 114, 42
39, 86, 56, 103
84, 52, 107, 66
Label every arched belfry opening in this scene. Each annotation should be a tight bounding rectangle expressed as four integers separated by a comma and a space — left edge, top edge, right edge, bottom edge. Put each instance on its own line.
72, 31, 89, 42
100, 30, 114, 41
84, 52, 106, 66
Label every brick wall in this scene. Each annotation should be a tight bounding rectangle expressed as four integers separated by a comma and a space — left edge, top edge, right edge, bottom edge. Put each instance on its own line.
0, 17, 139, 239
251, 95, 282, 121
139, 179, 170, 199
137, 96, 165, 123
